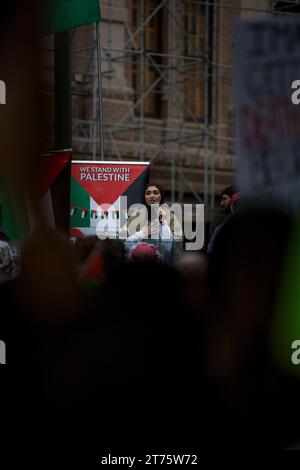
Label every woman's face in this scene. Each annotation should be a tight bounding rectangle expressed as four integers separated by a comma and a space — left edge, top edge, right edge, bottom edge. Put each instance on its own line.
144, 186, 161, 206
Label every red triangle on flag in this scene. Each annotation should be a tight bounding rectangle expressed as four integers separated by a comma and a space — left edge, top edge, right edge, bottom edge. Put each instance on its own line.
71, 162, 149, 207
38, 150, 71, 199
80, 247, 105, 284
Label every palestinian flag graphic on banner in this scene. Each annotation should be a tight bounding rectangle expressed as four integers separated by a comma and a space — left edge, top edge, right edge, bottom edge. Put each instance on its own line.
70, 161, 150, 238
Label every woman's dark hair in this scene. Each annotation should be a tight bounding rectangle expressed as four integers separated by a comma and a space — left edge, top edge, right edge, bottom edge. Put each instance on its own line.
144, 182, 165, 204
221, 185, 237, 198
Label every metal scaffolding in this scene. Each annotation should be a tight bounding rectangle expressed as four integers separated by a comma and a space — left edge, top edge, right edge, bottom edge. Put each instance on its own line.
71, 0, 300, 228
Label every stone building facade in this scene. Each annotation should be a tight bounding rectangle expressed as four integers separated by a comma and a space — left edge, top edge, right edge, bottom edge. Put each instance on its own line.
42, 0, 274, 213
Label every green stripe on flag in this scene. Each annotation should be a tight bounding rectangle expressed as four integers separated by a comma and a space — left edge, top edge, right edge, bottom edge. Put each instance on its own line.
70, 176, 90, 228
1, 175, 30, 242
42, 0, 101, 36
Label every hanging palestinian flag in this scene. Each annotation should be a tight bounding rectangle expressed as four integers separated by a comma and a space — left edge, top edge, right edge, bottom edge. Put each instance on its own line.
70, 161, 150, 238
40, 150, 72, 234
1, 150, 72, 241
42, 0, 101, 36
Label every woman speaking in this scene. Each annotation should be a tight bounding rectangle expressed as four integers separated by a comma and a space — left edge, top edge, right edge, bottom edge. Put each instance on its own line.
124, 183, 182, 261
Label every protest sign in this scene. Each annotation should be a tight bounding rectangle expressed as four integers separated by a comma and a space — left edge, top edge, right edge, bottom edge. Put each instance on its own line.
235, 19, 300, 209
70, 161, 150, 238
